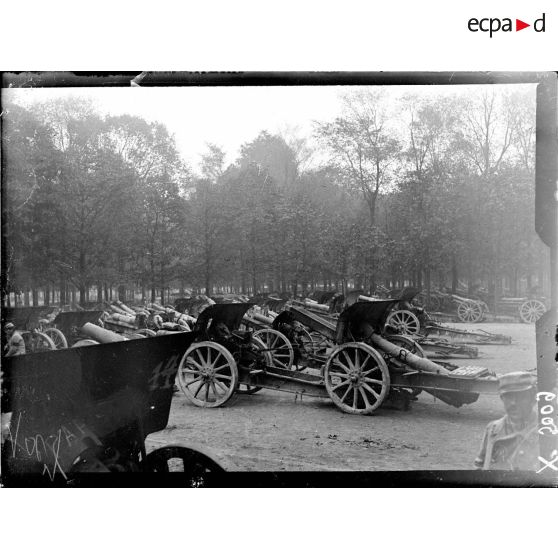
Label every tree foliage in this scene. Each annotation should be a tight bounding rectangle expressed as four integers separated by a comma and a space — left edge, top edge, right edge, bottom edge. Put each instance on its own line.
2, 86, 546, 306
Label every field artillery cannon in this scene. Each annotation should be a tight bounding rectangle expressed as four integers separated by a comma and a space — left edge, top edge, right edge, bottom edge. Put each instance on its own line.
383, 289, 512, 347
474, 295, 548, 324
1, 332, 224, 485
176, 301, 499, 415
49, 310, 108, 347
418, 289, 547, 324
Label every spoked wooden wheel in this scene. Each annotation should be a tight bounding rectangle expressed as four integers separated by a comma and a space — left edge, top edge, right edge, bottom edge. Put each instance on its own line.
387, 309, 421, 335
22, 331, 56, 352
235, 336, 271, 395
43, 327, 68, 349
177, 342, 238, 407
324, 342, 390, 415
457, 301, 484, 323
142, 445, 224, 485
519, 299, 546, 323
252, 328, 294, 369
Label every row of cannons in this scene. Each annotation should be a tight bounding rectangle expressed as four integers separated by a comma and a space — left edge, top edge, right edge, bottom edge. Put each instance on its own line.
295, 286, 547, 324
1, 294, 512, 484
2, 287, 515, 359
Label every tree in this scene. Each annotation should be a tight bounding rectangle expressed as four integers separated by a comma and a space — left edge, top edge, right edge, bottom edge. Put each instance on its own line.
315, 89, 401, 228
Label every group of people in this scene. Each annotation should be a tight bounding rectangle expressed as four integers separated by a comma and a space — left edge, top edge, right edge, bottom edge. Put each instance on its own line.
0, 321, 550, 471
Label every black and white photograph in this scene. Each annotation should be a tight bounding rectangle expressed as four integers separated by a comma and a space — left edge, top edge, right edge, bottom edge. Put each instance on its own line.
1, 71, 556, 488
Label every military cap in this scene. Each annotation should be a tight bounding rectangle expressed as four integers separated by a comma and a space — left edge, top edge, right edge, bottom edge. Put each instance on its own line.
4, 322, 15, 331
498, 371, 537, 394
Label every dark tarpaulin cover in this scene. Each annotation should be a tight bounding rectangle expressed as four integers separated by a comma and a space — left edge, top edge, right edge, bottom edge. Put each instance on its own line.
335, 300, 399, 343
193, 303, 254, 334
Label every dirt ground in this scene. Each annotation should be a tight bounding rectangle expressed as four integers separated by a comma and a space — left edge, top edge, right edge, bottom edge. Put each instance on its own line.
146, 322, 537, 471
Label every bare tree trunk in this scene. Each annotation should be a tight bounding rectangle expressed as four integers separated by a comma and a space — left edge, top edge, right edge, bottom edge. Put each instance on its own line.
60, 278, 66, 305
425, 268, 431, 297
451, 257, 458, 294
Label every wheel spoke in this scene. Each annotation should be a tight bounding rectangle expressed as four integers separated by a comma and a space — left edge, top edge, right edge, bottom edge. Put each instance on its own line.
204, 382, 210, 401
342, 350, 355, 370
210, 351, 223, 367
362, 365, 380, 377
352, 387, 358, 408
210, 381, 219, 399
186, 358, 203, 371
183, 377, 201, 387
193, 381, 205, 398
359, 386, 371, 408
195, 348, 207, 366
333, 358, 352, 375
354, 348, 360, 369
214, 372, 233, 380
329, 370, 350, 378
362, 383, 380, 400
332, 379, 351, 391
214, 379, 229, 392
360, 353, 371, 371
340, 385, 352, 403
213, 364, 232, 373
363, 376, 384, 386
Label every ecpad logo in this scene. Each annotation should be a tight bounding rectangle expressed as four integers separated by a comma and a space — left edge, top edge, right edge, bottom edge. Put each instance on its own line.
468, 13, 546, 37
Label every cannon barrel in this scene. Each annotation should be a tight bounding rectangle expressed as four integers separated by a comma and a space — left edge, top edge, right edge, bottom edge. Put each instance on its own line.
110, 304, 134, 317
108, 313, 136, 325
370, 333, 449, 374
115, 301, 137, 315
292, 300, 330, 313
358, 294, 378, 302
81, 322, 127, 343
252, 312, 274, 325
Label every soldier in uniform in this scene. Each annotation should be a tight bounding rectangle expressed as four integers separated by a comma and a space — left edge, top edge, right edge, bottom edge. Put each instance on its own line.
474, 371, 539, 470
3, 322, 26, 357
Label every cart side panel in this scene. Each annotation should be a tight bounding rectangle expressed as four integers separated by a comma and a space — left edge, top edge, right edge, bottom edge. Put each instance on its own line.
1, 332, 195, 480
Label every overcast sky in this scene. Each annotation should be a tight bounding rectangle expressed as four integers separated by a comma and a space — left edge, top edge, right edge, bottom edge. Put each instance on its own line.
3, 83, 535, 172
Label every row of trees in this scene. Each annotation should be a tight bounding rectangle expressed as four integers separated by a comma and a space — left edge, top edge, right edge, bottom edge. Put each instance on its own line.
2, 86, 548, 307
